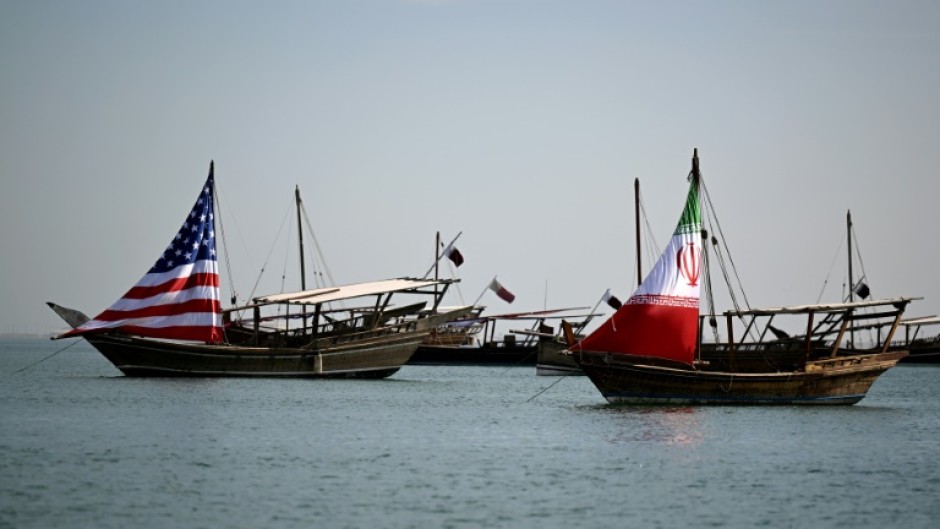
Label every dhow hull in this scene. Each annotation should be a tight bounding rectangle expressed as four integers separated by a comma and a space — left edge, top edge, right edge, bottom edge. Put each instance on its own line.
86, 332, 427, 379
536, 340, 584, 376
577, 351, 907, 405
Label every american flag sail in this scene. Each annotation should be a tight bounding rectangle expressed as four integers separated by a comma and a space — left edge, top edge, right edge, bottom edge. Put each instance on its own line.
62, 163, 223, 342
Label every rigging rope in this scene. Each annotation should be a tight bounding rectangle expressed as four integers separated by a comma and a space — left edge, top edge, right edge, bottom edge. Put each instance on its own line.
245, 194, 294, 305
298, 198, 347, 314
276, 203, 294, 319
701, 178, 752, 311
699, 176, 762, 342
440, 240, 466, 306
300, 201, 337, 289
639, 192, 662, 276
10, 339, 81, 375
815, 230, 844, 303
702, 209, 738, 312
280, 205, 293, 294
525, 374, 569, 402
849, 223, 877, 347
852, 228, 870, 295
214, 182, 239, 307
701, 230, 720, 344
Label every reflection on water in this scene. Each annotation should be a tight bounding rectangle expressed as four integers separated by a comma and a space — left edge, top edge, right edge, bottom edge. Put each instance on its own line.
592, 405, 704, 446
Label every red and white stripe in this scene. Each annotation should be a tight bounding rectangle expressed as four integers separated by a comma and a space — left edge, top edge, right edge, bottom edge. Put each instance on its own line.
63, 259, 222, 342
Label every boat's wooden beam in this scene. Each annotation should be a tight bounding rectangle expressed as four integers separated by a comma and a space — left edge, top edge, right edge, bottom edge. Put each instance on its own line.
726, 313, 735, 371
742, 315, 758, 344
756, 314, 774, 343
313, 303, 321, 343
223, 301, 270, 314
725, 296, 922, 317
285, 302, 292, 336
847, 309, 905, 321
432, 282, 451, 311
560, 320, 577, 348
371, 294, 394, 330
511, 329, 554, 338
829, 309, 852, 358
253, 305, 260, 345
881, 309, 907, 354
802, 310, 815, 367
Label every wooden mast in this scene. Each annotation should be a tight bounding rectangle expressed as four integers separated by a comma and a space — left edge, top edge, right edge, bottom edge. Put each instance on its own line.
296, 186, 307, 335
635, 177, 642, 287
296, 186, 307, 291
435, 231, 440, 281
434, 231, 440, 297
691, 149, 706, 363
847, 210, 854, 348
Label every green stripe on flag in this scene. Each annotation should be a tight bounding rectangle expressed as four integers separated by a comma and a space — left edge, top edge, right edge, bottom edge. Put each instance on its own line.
673, 179, 701, 235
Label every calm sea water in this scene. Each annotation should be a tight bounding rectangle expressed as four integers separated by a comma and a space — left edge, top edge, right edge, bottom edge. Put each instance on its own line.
1, 337, 938, 529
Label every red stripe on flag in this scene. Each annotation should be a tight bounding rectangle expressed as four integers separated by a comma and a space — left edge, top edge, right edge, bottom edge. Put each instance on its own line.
489, 278, 515, 303
576, 303, 698, 364
91, 298, 223, 323
495, 287, 515, 303
124, 273, 220, 300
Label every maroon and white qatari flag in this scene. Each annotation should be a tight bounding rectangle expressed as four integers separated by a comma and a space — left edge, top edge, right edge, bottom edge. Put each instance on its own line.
488, 278, 515, 303
602, 289, 623, 310
442, 241, 464, 267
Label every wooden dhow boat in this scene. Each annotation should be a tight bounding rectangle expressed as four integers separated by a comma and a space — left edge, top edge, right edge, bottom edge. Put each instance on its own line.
896, 316, 940, 363
815, 209, 939, 365
48, 162, 461, 378
565, 149, 914, 405
536, 339, 583, 376
821, 314, 940, 365
410, 307, 595, 366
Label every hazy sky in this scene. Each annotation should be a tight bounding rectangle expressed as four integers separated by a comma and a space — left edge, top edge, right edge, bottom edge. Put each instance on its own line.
2, 0, 939, 336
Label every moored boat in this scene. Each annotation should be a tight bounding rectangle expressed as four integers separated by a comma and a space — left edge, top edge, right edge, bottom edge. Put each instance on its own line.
48, 162, 460, 378
897, 316, 940, 363
566, 149, 914, 404
410, 308, 592, 366
536, 338, 583, 376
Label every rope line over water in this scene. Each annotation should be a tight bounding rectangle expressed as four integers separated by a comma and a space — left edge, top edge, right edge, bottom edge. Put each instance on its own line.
10, 339, 82, 375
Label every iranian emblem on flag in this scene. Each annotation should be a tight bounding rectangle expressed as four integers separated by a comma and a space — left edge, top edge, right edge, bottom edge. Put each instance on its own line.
677, 242, 702, 287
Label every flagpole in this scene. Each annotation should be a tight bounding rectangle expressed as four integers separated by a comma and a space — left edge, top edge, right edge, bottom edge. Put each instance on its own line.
544, 279, 548, 310
434, 231, 440, 298
573, 291, 608, 334
422, 231, 462, 279
472, 275, 496, 307
446, 258, 467, 305
591, 291, 606, 315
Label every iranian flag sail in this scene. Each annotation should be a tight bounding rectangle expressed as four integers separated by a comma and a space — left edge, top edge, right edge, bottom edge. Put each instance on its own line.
577, 177, 702, 364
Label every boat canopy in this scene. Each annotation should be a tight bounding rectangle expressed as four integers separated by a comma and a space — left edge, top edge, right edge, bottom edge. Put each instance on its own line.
724, 297, 921, 317
479, 307, 591, 320
253, 277, 456, 306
